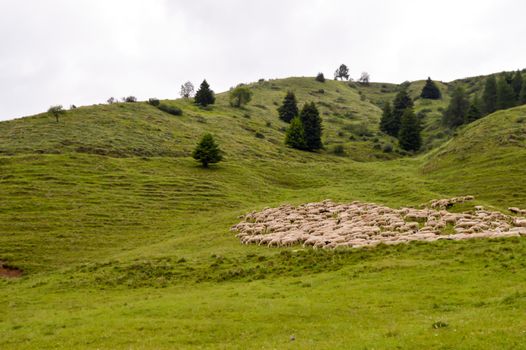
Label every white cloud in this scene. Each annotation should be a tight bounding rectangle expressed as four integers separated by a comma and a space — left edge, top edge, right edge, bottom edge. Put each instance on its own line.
0, 0, 525, 120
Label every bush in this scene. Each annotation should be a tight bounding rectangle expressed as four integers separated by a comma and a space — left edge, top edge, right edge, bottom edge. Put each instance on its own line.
332, 144, 345, 155
158, 104, 182, 116
255, 132, 265, 139
148, 98, 160, 106
382, 144, 393, 153
124, 96, 137, 103
315, 73, 325, 83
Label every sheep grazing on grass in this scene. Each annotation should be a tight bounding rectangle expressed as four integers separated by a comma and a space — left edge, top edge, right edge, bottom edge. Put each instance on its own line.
232, 198, 526, 249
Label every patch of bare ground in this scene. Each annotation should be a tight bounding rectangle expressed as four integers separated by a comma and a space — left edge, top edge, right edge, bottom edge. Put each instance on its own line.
0, 261, 23, 278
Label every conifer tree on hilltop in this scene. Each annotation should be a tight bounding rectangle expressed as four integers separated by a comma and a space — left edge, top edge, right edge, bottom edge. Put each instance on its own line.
277, 91, 299, 123
496, 76, 517, 110
194, 80, 215, 107
299, 102, 323, 151
466, 95, 482, 123
192, 133, 222, 168
482, 75, 497, 115
398, 108, 421, 152
420, 77, 441, 99
520, 81, 526, 105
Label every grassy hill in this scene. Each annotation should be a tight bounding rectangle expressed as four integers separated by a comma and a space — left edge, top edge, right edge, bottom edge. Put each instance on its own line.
1, 76, 525, 349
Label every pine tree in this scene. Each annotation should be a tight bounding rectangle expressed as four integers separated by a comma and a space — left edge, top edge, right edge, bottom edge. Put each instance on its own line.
482, 75, 497, 115
390, 88, 413, 137
285, 116, 306, 150
277, 91, 299, 123
466, 95, 482, 123
194, 80, 215, 107
496, 76, 516, 110
299, 102, 323, 151
520, 82, 526, 105
398, 108, 421, 152
511, 70, 523, 101
379, 101, 393, 135
443, 86, 469, 128
420, 77, 441, 99
192, 134, 222, 168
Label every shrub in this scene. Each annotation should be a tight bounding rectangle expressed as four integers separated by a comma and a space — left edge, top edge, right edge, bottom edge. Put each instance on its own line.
266, 121, 272, 127
124, 96, 137, 103
315, 73, 326, 82
229, 85, 253, 107
148, 98, 160, 106
332, 144, 345, 155
255, 132, 265, 139
318, 89, 325, 94
382, 144, 393, 153
158, 104, 182, 116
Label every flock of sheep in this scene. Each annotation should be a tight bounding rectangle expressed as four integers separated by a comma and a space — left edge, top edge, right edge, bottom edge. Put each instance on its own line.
231, 197, 526, 249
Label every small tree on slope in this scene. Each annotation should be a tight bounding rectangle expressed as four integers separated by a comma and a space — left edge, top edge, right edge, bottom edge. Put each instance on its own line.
194, 80, 215, 107
192, 134, 222, 168
48, 105, 66, 123
285, 116, 306, 150
277, 91, 299, 123
420, 77, 441, 99
300, 102, 323, 151
398, 108, 421, 152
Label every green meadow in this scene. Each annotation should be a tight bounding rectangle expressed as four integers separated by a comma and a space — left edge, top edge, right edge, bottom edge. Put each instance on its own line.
1, 77, 525, 349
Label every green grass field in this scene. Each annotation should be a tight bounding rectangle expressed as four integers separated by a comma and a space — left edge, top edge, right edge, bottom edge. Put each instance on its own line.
1, 76, 525, 349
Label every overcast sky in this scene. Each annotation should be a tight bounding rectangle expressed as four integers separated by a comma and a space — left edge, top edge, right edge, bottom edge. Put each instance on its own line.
0, 0, 525, 120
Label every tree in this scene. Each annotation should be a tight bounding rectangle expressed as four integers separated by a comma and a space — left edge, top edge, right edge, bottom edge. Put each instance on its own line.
520, 81, 526, 105
229, 85, 253, 107
285, 116, 306, 150
389, 88, 413, 137
482, 75, 497, 115
277, 91, 299, 123
107, 97, 116, 104
511, 70, 523, 100
466, 95, 482, 123
124, 96, 137, 102
48, 105, 65, 123
334, 64, 350, 81
194, 80, 215, 107
357, 72, 370, 85
496, 76, 517, 110
379, 101, 393, 135
299, 102, 323, 151
398, 108, 421, 152
443, 86, 469, 128
192, 133, 222, 168
180, 81, 195, 98
315, 73, 325, 83
420, 77, 441, 99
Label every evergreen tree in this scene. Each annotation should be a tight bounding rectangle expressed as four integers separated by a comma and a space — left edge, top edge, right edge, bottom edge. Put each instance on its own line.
496, 76, 516, 110
466, 95, 482, 123
482, 75, 497, 115
511, 70, 523, 100
315, 73, 325, 82
194, 80, 215, 107
420, 77, 441, 99
390, 88, 413, 137
277, 91, 299, 123
379, 101, 393, 135
398, 108, 421, 152
443, 86, 469, 128
520, 81, 526, 105
192, 133, 222, 168
285, 116, 306, 150
299, 102, 323, 151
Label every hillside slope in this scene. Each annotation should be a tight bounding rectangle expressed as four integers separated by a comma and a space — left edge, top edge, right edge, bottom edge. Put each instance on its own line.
1, 76, 526, 349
